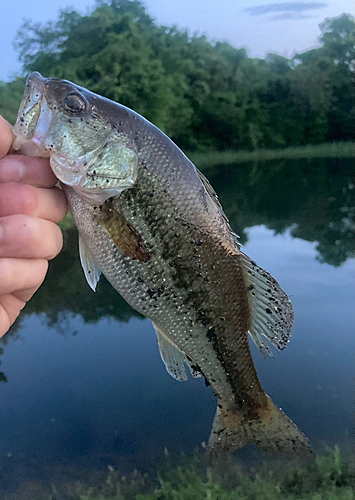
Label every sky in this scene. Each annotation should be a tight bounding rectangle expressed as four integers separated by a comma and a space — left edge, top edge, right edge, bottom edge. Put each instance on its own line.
0, 0, 354, 81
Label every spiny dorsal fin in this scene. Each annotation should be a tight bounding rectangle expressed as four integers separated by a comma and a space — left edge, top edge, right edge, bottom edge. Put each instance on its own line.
79, 234, 101, 291
196, 169, 240, 246
152, 322, 188, 381
240, 252, 294, 356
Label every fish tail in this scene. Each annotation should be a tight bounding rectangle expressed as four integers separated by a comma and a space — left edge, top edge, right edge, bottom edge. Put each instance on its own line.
207, 395, 313, 459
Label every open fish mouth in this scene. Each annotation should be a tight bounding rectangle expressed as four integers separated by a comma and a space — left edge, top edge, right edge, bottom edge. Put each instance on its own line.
13, 72, 52, 157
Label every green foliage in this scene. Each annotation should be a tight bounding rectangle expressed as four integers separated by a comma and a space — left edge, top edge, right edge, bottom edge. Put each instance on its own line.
0, 77, 26, 124
5, 448, 351, 499
80, 447, 355, 499
1, 1, 353, 151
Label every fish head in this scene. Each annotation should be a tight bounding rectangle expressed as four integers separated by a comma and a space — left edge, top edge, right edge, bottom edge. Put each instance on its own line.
13, 72, 138, 204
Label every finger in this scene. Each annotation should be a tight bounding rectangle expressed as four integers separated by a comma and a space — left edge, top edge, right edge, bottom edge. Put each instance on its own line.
0, 116, 14, 159
0, 155, 58, 188
0, 214, 63, 260
0, 294, 26, 338
0, 183, 68, 223
0, 258, 48, 296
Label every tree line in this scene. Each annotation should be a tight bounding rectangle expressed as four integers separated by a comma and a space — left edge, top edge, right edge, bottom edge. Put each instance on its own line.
0, 0, 354, 152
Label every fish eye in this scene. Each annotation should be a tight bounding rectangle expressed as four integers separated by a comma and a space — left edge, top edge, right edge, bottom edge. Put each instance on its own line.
63, 93, 86, 112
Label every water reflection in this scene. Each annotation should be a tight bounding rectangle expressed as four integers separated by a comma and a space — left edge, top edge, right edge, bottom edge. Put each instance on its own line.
206, 157, 354, 267
13, 158, 355, 324
0, 156, 353, 380
0, 154, 353, 494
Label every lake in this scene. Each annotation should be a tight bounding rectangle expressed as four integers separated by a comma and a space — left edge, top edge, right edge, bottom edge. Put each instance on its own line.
0, 155, 354, 496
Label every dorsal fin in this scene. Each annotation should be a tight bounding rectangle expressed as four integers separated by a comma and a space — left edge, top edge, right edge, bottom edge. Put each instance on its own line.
196, 169, 240, 246
79, 234, 101, 291
240, 252, 294, 356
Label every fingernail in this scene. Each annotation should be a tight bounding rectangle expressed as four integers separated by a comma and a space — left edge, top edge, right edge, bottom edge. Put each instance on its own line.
0, 158, 25, 182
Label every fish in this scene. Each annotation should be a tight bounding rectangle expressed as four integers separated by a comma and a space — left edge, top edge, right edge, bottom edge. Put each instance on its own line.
12, 72, 312, 459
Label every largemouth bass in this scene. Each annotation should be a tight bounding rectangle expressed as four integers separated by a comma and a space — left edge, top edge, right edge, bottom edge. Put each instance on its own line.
13, 72, 312, 458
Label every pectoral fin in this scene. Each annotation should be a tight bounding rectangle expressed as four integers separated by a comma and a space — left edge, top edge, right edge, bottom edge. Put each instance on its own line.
79, 234, 101, 291
97, 204, 150, 262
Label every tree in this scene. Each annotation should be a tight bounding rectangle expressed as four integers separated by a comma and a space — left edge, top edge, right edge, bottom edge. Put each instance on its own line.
4, 3, 354, 149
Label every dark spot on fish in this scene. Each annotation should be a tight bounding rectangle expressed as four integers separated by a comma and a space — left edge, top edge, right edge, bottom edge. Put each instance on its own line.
157, 286, 165, 297
169, 261, 175, 267
206, 326, 217, 342
146, 289, 156, 299
20, 117, 24, 123
266, 308, 272, 315
137, 276, 144, 283
68, 119, 72, 124
149, 192, 154, 197
204, 378, 210, 387
248, 285, 254, 291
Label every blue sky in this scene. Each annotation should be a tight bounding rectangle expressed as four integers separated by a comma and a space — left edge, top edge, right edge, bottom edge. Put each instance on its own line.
1, 0, 354, 81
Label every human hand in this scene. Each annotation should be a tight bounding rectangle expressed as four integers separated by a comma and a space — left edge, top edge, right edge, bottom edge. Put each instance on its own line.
0, 115, 68, 337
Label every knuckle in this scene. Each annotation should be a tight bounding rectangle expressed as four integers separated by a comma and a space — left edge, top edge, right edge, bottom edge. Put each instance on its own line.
47, 225, 63, 260
0, 183, 39, 216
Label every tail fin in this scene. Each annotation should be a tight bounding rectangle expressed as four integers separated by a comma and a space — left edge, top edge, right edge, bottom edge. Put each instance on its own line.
207, 396, 313, 459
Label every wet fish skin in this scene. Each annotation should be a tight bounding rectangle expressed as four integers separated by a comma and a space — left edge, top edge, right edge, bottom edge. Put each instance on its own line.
13, 72, 313, 458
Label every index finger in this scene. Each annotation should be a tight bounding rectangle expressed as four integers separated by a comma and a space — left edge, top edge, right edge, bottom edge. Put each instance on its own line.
0, 116, 14, 159
0, 155, 58, 188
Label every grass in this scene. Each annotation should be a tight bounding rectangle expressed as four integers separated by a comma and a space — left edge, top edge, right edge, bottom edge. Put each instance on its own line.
188, 142, 355, 170
1, 447, 353, 499
78, 447, 355, 500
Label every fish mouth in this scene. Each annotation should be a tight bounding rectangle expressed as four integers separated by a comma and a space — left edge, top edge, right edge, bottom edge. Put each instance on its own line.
12, 72, 52, 157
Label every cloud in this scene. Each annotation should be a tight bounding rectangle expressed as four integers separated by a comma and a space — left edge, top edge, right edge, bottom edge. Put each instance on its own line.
269, 12, 312, 19
244, 2, 327, 17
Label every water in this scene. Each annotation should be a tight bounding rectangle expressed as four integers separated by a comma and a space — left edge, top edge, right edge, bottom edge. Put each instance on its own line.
0, 156, 354, 494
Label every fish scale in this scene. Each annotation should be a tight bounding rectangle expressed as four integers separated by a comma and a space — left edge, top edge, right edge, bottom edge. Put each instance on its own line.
13, 72, 313, 459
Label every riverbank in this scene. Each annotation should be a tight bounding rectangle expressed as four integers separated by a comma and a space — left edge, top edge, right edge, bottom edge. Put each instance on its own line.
1, 447, 354, 500
189, 141, 355, 171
